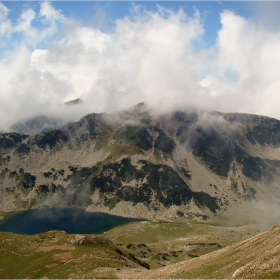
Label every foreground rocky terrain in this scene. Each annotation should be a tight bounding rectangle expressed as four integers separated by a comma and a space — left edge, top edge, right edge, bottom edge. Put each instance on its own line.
1, 103, 280, 222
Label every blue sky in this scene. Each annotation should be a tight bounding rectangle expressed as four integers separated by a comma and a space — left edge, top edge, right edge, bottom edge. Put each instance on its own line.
1, 1, 280, 130
1, 1, 260, 50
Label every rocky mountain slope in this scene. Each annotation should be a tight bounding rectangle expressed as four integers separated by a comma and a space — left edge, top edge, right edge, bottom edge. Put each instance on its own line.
1, 103, 280, 221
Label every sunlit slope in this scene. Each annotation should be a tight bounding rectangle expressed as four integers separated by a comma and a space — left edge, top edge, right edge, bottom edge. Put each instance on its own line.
118, 224, 280, 279
1, 103, 280, 220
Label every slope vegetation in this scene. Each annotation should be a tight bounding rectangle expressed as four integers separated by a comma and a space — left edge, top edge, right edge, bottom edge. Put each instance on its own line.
118, 224, 280, 279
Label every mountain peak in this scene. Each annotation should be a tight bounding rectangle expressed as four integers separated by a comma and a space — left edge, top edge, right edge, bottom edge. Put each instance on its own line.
63, 98, 83, 106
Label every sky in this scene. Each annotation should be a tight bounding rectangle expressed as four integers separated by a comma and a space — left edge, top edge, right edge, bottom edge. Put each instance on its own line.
1, 1, 280, 131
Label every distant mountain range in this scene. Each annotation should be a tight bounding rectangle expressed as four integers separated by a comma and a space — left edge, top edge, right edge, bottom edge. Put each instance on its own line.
1, 102, 280, 222
9, 98, 83, 136
10, 115, 64, 136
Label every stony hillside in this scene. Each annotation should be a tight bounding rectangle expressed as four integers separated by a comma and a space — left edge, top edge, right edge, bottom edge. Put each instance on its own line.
1, 103, 280, 221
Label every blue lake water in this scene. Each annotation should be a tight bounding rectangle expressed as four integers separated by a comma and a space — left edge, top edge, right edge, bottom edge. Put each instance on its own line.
0, 208, 141, 235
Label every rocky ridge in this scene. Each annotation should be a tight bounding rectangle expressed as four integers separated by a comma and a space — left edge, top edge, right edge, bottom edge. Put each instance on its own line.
1, 103, 280, 221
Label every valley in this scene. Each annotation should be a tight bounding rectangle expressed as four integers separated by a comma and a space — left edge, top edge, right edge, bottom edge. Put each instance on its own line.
0, 217, 262, 279
1, 103, 280, 278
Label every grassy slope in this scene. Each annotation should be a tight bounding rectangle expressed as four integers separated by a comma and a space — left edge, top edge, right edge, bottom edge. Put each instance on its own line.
0, 219, 261, 279
118, 224, 280, 279
0, 230, 148, 279
104, 220, 259, 269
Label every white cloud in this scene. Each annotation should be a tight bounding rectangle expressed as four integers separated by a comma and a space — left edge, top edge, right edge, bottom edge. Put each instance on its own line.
0, 2, 11, 37
1, 2, 280, 131
38, 1, 65, 40
40, 1, 63, 22
214, 10, 280, 116
14, 8, 38, 44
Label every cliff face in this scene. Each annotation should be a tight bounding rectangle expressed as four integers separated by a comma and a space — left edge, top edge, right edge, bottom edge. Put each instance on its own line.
1, 103, 280, 220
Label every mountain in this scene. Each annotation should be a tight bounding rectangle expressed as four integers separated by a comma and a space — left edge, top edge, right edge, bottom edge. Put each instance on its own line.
1, 103, 280, 222
9, 98, 83, 136
10, 115, 64, 136
62, 98, 83, 107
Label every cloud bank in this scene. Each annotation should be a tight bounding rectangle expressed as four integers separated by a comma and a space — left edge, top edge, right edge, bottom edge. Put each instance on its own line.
1, 2, 280, 131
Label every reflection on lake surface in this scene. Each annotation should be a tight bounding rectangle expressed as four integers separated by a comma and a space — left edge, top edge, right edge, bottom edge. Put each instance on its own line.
0, 208, 141, 235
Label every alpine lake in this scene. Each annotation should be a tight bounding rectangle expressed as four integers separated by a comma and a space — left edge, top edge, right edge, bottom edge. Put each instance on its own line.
0, 208, 142, 235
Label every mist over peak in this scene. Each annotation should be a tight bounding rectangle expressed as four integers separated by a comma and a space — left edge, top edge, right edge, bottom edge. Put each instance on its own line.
1, 2, 280, 131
